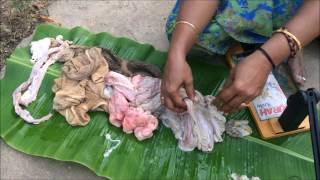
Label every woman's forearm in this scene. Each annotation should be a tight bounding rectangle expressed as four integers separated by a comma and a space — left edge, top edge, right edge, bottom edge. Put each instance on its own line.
286, 0, 320, 47
261, 0, 320, 67
169, 0, 219, 59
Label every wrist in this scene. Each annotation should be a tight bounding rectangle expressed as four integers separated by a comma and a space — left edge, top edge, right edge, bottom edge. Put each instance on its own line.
250, 51, 273, 73
168, 24, 198, 61
168, 47, 187, 62
256, 47, 276, 70
261, 33, 291, 65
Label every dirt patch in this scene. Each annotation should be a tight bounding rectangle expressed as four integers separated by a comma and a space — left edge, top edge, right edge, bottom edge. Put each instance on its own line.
0, 0, 51, 72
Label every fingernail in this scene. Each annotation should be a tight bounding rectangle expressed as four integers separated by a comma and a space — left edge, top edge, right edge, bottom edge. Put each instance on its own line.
240, 103, 248, 107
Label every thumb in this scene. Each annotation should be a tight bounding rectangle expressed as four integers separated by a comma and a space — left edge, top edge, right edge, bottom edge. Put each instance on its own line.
185, 81, 195, 101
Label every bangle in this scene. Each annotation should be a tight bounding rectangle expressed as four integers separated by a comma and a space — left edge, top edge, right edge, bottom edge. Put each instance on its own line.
175, 20, 198, 34
273, 27, 302, 59
257, 47, 276, 70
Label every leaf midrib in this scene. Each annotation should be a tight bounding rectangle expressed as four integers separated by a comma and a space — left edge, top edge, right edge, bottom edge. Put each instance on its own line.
245, 136, 313, 163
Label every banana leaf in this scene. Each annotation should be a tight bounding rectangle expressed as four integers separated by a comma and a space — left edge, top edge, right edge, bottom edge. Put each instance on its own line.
0, 24, 315, 179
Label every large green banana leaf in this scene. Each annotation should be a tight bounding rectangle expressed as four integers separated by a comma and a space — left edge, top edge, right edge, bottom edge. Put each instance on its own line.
0, 24, 316, 179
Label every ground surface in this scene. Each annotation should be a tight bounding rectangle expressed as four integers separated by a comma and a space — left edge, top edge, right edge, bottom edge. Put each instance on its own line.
0, 1, 319, 180
0, 0, 49, 77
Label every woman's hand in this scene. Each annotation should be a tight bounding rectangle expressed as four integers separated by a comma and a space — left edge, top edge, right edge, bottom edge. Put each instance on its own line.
214, 0, 320, 113
161, 54, 195, 112
214, 51, 273, 113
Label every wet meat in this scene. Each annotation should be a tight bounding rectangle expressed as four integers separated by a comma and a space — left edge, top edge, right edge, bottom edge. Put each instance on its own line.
160, 90, 226, 152
105, 71, 161, 140
52, 47, 109, 126
12, 35, 72, 124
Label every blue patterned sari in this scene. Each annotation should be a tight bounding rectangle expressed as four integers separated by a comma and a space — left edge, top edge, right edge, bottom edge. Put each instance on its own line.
166, 0, 303, 54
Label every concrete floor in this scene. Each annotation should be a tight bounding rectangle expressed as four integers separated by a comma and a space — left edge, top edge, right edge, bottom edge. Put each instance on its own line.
1, 1, 319, 179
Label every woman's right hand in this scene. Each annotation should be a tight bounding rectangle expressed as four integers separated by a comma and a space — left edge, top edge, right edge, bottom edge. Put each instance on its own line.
161, 53, 195, 112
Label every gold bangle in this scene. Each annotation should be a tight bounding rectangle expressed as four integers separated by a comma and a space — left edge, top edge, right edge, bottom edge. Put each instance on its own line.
274, 27, 302, 50
175, 20, 198, 33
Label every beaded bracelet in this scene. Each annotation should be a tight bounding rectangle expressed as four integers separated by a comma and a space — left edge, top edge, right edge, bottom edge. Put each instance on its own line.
273, 27, 302, 59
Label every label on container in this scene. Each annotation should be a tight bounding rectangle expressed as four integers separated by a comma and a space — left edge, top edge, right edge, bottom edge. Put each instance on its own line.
252, 73, 287, 120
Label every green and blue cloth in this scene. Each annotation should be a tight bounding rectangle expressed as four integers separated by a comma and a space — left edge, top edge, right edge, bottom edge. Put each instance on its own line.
166, 0, 303, 54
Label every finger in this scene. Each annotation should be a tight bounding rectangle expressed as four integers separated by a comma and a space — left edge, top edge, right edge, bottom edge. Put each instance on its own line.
237, 97, 253, 110
222, 95, 248, 113
214, 72, 236, 107
161, 82, 185, 112
229, 94, 255, 113
160, 81, 166, 97
221, 104, 234, 114
248, 90, 261, 102
160, 86, 166, 105
244, 97, 252, 104
184, 81, 195, 101
214, 86, 237, 110
239, 102, 249, 109
224, 95, 247, 111
165, 97, 184, 113
164, 96, 174, 110
229, 103, 249, 113
160, 95, 165, 105
169, 91, 187, 110
175, 107, 186, 113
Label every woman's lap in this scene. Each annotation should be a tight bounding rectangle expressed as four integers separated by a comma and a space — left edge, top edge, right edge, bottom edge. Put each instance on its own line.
166, 0, 303, 55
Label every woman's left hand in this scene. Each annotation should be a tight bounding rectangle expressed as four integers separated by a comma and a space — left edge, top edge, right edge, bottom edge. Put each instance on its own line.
214, 51, 273, 113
